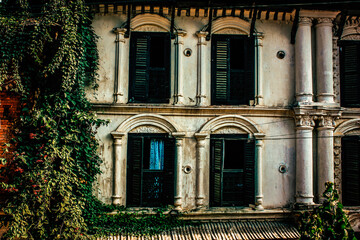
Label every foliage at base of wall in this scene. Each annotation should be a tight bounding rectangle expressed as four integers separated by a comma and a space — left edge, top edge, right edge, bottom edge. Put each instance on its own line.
297, 182, 357, 240
89, 204, 187, 237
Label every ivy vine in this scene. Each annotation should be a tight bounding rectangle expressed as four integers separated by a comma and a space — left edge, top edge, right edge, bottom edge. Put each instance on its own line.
0, 1, 186, 239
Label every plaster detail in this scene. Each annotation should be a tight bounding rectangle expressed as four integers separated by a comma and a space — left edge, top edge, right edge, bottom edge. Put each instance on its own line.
130, 13, 176, 32
115, 114, 180, 133
295, 115, 316, 128
298, 17, 313, 25
213, 126, 248, 134
130, 125, 166, 133
315, 17, 333, 25
318, 116, 336, 128
333, 37, 340, 103
198, 115, 261, 135
208, 17, 251, 36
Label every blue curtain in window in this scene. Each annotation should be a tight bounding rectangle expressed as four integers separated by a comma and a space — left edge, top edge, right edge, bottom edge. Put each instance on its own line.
149, 139, 164, 170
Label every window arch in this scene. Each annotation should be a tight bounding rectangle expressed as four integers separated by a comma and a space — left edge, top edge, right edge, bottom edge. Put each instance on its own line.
195, 115, 265, 210
334, 119, 360, 205
110, 114, 184, 207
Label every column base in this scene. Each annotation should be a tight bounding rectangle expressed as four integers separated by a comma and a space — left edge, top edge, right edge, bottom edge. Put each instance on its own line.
174, 196, 182, 211
196, 196, 206, 210
112, 195, 122, 205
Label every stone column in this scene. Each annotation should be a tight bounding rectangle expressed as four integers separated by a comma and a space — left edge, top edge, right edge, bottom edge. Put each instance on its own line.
295, 115, 315, 205
317, 116, 335, 201
255, 34, 264, 106
110, 132, 125, 205
196, 32, 208, 106
316, 18, 334, 103
172, 132, 186, 211
113, 28, 127, 104
254, 133, 265, 210
296, 17, 313, 104
174, 30, 187, 105
195, 133, 208, 209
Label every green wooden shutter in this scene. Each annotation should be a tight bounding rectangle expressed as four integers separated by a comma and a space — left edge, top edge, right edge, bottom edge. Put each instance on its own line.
244, 139, 255, 205
163, 137, 175, 205
213, 39, 229, 104
341, 43, 360, 107
211, 139, 224, 206
342, 136, 360, 206
127, 135, 143, 206
130, 35, 149, 102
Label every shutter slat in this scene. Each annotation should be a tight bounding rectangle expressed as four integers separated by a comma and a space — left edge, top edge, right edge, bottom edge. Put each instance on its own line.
211, 139, 223, 206
133, 37, 148, 100
244, 140, 255, 205
342, 136, 360, 206
127, 136, 143, 206
163, 137, 175, 205
340, 43, 360, 107
214, 40, 229, 103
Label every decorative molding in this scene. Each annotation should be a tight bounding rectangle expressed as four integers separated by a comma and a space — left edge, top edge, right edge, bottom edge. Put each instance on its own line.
198, 115, 262, 135
298, 17, 313, 25
213, 126, 248, 134
318, 116, 336, 128
130, 126, 166, 133
295, 115, 316, 128
315, 17, 333, 26
333, 37, 340, 103
130, 13, 177, 32
334, 118, 360, 134
214, 28, 248, 35
200, 17, 251, 36
341, 22, 360, 40
115, 113, 180, 133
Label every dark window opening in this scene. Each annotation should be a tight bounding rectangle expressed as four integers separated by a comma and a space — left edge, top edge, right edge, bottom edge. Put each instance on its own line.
129, 32, 171, 103
211, 35, 255, 105
127, 133, 174, 207
339, 41, 360, 107
210, 135, 254, 207
342, 135, 360, 206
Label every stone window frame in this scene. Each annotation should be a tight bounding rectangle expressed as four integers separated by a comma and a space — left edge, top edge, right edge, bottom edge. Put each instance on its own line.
195, 115, 265, 210
195, 17, 264, 106
334, 118, 360, 204
112, 13, 186, 105
110, 113, 185, 210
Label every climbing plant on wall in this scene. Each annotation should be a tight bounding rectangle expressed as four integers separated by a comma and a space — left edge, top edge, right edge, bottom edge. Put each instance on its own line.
0, 1, 186, 239
0, 0, 105, 239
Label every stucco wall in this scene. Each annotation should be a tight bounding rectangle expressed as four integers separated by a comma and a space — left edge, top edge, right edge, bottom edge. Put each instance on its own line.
88, 13, 298, 210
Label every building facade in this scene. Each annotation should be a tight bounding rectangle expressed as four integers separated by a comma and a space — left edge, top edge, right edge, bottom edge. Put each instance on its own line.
87, 0, 360, 230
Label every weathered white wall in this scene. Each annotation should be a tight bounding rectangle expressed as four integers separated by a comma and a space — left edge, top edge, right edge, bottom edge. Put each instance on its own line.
88, 15, 295, 107
89, 13, 298, 210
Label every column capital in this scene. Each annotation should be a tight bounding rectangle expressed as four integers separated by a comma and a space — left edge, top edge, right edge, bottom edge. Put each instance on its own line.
298, 17, 313, 26
254, 133, 266, 140
111, 132, 125, 139
195, 132, 208, 141
296, 115, 316, 129
315, 17, 333, 27
318, 116, 337, 129
172, 132, 186, 138
176, 29, 187, 37
196, 31, 209, 38
113, 27, 127, 35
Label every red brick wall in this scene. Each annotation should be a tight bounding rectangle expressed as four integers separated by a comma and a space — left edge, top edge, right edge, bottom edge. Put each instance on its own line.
0, 92, 21, 151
